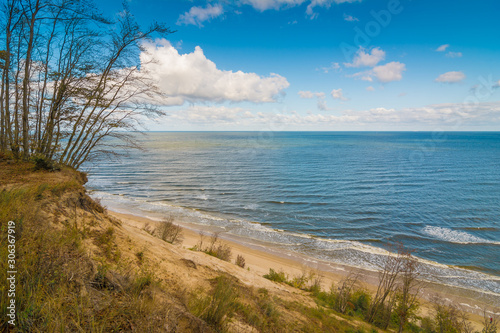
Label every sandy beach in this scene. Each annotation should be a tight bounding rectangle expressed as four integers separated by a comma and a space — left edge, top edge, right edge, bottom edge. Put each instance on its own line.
109, 210, 500, 328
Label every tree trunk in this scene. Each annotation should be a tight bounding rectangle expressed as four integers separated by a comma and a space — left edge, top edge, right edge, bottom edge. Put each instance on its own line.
22, 0, 41, 159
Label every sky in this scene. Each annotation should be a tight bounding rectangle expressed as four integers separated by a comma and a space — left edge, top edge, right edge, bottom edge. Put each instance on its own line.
101, 0, 500, 131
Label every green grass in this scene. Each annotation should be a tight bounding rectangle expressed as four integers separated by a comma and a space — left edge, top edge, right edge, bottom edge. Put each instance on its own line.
189, 275, 239, 332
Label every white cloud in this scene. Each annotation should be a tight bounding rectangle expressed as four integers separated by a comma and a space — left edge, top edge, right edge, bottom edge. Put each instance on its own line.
240, 0, 360, 17
352, 102, 500, 125
317, 99, 329, 110
347, 71, 373, 81
494, 80, 500, 88
436, 44, 450, 52
177, 4, 224, 27
446, 51, 463, 58
306, 0, 361, 18
331, 88, 348, 101
299, 91, 329, 110
140, 40, 290, 104
241, 0, 306, 11
171, 106, 253, 124
435, 71, 466, 83
298, 91, 325, 99
343, 13, 359, 21
319, 62, 341, 73
371, 62, 406, 83
366, 86, 375, 91
344, 47, 386, 68
166, 101, 500, 129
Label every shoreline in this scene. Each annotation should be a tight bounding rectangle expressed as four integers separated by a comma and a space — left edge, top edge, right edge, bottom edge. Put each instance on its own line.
109, 209, 500, 322
91, 191, 500, 296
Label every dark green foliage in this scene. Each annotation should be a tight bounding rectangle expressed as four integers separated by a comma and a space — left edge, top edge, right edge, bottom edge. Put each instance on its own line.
263, 268, 288, 283
31, 154, 60, 171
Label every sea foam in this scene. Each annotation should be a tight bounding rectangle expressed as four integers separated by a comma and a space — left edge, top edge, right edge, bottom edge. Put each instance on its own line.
423, 226, 500, 245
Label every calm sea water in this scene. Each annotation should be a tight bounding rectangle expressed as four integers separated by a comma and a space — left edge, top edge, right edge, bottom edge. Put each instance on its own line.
86, 132, 500, 295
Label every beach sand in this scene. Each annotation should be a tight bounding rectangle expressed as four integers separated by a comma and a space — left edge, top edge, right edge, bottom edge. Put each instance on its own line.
109, 210, 499, 329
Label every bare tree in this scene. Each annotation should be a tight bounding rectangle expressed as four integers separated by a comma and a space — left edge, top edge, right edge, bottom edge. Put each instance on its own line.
335, 272, 360, 314
395, 248, 423, 333
0, 0, 173, 167
366, 247, 404, 328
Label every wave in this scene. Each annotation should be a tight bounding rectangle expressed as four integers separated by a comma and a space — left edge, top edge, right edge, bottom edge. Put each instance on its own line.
422, 226, 500, 245
87, 190, 500, 295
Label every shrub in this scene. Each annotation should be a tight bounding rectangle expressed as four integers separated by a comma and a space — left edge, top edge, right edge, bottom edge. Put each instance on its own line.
136, 251, 144, 264
314, 287, 337, 309
156, 216, 183, 245
352, 289, 371, 315
193, 232, 232, 262
206, 242, 232, 262
263, 268, 288, 283
31, 154, 60, 171
432, 296, 474, 333
307, 272, 323, 295
236, 254, 246, 268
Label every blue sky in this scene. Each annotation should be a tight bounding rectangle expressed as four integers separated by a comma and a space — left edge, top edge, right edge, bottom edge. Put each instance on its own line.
102, 0, 500, 131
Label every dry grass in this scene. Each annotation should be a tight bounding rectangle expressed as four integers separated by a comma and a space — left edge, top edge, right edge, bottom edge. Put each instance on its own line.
1, 160, 491, 333
0, 161, 209, 332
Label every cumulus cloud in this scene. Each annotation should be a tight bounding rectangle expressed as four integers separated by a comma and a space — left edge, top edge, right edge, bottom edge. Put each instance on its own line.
372, 62, 406, 83
344, 47, 386, 68
446, 51, 463, 58
435, 71, 466, 83
331, 88, 348, 101
366, 86, 375, 91
436, 44, 450, 52
343, 13, 359, 21
351, 62, 405, 83
177, 4, 224, 27
140, 40, 289, 105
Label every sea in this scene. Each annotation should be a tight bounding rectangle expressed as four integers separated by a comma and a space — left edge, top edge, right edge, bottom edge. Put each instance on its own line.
85, 132, 500, 299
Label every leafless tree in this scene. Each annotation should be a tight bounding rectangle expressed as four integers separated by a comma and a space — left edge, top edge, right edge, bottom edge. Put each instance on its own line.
335, 272, 360, 314
395, 247, 423, 333
366, 247, 404, 327
0, 0, 173, 167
